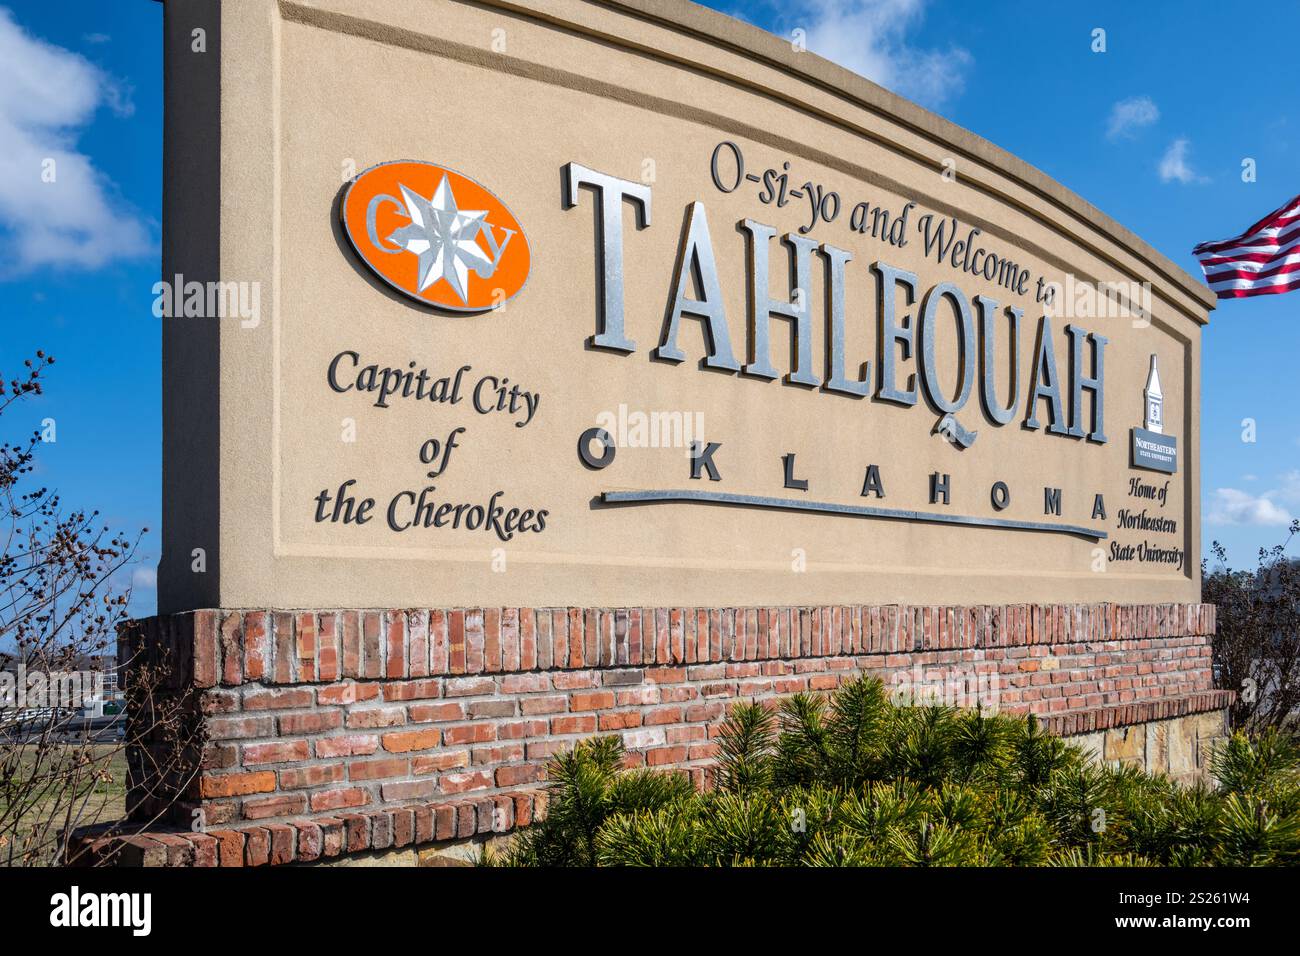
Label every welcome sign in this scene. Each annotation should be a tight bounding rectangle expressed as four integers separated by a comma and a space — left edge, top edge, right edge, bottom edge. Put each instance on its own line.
157, 0, 1213, 614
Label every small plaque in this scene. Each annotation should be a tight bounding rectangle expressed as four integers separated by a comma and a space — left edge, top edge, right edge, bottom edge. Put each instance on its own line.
1131, 427, 1177, 473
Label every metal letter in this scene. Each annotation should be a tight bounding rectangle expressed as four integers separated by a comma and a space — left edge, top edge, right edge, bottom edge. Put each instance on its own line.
1024, 317, 1067, 435
918, 282, 975, 414
782, 453, 809, 491
975, 295, 1021, 425
740, 220, 820, 386
861, 465, 885, 498
710, 141, 744, 193
872, 261, 919, 406
990, 481, 1010, 511
930, 472, 950, 505
1065, 324, 1108, 443
562, 163, 651, 354
653, 202, 741, 370
577, 427, 616, 469
822, 243, 870, 396
691, 441, 722, 481
1044, 487, 1062, 516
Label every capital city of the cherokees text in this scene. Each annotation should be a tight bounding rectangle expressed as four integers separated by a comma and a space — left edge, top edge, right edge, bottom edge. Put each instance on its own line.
311, 144, 1183, 569
317, 356, 549, 542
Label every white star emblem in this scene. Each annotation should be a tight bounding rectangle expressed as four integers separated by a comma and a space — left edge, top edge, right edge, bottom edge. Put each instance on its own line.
386, 176, 494, 303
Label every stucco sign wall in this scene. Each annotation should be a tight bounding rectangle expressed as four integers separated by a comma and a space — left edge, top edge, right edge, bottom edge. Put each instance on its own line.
158, 0, 1214, 614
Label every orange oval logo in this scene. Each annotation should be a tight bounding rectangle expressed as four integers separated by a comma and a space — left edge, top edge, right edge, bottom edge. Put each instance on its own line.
341, 160, 530, 312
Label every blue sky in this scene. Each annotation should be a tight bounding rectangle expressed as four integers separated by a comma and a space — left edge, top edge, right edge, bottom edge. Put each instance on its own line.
1, 0, 1296, 615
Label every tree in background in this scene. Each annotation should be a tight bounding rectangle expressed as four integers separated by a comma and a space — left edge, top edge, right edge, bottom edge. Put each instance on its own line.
1204, 523, 1300, 731
0, 353, 203, 865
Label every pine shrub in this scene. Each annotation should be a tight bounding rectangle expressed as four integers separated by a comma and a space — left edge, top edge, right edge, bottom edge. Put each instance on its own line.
492, 677, 1300, 867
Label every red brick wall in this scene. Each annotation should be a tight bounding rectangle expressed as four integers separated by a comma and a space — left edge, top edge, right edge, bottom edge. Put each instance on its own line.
115, 602, 1224, 840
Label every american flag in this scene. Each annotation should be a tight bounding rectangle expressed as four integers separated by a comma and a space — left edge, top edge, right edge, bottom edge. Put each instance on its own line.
1193, 193, 1300, 298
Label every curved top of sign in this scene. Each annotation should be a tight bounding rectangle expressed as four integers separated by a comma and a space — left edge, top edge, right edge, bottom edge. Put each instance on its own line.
312, 0, 1208, 324
619, 0, 1217, 320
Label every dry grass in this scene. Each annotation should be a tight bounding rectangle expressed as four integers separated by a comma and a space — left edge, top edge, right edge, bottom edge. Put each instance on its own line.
1, 743, 128, 866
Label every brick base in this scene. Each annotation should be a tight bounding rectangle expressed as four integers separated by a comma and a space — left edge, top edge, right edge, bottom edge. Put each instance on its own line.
69, 789, 545, 867
92, 602, 1224, 865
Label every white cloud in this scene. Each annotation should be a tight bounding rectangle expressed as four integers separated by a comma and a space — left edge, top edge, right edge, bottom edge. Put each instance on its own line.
1158, 137, 1208, 185
1206, 487, 1293, 526
795, 0, 973, 110
1106, 95, 1159, 140
131, 565, 157, 591
0, 7, 151, 274
1274, 469, 1300, 504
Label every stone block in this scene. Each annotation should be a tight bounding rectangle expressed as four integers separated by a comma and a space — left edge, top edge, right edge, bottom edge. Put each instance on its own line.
1103, 726, 1145, 765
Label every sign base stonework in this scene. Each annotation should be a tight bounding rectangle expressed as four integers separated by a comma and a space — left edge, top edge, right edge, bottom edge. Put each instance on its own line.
75, 602, 1230, 866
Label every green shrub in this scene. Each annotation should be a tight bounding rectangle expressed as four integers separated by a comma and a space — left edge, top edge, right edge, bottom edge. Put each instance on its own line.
492, 678, 1300, 867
